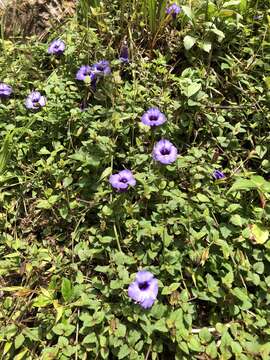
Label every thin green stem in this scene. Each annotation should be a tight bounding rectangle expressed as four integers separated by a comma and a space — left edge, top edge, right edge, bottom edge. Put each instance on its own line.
113, 223, 122, 252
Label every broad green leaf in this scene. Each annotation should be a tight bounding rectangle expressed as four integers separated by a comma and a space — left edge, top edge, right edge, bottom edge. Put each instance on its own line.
154, 318, 167, 332
200, 41, 212, 53
118, 344, 130, 359
183, 35, 196, 50
15, 334, 25, 349
250, 224, 269, 244
223, 0, 241, 6
61, 278, 73, 302
185, 83, 201, 97
181, 6, 193, 20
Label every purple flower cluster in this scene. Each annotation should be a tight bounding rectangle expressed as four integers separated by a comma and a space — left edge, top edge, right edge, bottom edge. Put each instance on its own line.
76, 60, 111, 87
0, 83, 13, 99
141, 108, 166, 127
128, 271, 158, 309
109, 170, 136, 191
48, 39, 65, 56
213, 169, 225, 180
152, 139, 178, 165
25, 91, 46, 110
166, 3, 181, 18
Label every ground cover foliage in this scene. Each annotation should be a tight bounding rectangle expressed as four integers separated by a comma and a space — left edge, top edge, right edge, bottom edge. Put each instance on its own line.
0, 0, 270, 359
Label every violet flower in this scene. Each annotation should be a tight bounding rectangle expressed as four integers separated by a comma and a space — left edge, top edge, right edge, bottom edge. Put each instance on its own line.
48, 39, 65, 56
166, 3, 181, 18
109, 170, 136, 191
213, 169, 225, 180
76, 65, 96, 83
92, 60, 111, 77
128, 271, 158, 309
25, 91, 46, 110
0, 83, 13, 99
141, 108, 166, 127
152, 139, 178, 164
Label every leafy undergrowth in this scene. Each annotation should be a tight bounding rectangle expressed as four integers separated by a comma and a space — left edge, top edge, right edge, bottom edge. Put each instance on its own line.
0, 1, 270, 359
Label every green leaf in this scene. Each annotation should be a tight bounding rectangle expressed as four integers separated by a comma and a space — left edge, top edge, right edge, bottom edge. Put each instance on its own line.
228, 178, 256, 193
196, 193, 210, 202
200, 41, 212, 53
115, 323, 126, 338
183, 35, 196, 50
83, 333, 97, 344
61, 278, 73, 302
230, 214, 243, 227
154, 319, 168, 332
15, 333, 25, 349
185, 83, 201, 97
161, 282, 180, 295
250, 224, 269, 244
223, 0, 241, 6
206, 341, 218, 358
63, 176, 73, 188
188, 336, 203, 352
118, 344, 130, 359
181, 6, 193, 20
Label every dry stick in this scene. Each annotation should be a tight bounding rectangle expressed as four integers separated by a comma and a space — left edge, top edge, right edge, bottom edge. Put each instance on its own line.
145, 343, 152, 360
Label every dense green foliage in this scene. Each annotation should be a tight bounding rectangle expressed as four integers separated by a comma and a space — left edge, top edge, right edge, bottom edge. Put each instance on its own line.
0, 0, 270, 359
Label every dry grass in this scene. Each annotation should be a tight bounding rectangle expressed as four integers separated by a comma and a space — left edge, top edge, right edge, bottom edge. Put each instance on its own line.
1, 0, 76, 39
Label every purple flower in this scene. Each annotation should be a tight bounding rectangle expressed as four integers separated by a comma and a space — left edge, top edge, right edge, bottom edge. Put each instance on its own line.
0, 83, 13, 99
141, 108, 166, 127
213, 169, 225, 180
128, 271, 158, 309
25, 91, 46, 110
119, 44, 129, 63
152, 139, 178, 165
166, 3, 181, 17
48, 39, 65, 56
92, 60, 111, 77
76, 65, 96, 83
109, 169, 136, 191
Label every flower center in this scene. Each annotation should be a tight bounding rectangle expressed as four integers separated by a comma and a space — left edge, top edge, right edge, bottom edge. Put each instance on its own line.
160, 147, 170, 155
138, 281, 149, 290
97, 65, 104, 71
149, 115, 158, 121
120, 177, 128, 183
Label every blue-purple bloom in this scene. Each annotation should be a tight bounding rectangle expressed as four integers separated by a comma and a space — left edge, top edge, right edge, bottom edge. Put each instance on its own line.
213, 169, 225, 180
119, 44, 129, 63
152, 139, 178, 164
141, 108, 166, 127
109, 169, 136, 191
25, 91, 46, 110
76, 65, 96, 83
0, 83, 13, 99
128, 271, 158, 309
48, 39, 65, 56
166, 3, 181, 17
92, 60, 111, 77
